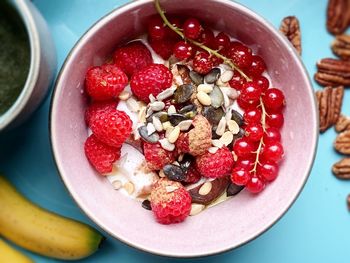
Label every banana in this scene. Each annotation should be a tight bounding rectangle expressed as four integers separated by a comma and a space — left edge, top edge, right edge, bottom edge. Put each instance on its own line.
0, 238, 33, 263
0, 175, 104, 260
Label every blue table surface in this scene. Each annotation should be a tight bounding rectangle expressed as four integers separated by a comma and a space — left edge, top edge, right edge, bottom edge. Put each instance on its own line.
1, 0, 350, 262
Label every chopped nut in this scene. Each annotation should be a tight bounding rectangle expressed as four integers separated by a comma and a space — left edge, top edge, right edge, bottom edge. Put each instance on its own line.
326, 0, 350, 35
123, 182, 135, 195
197, 91, 212, 106
118, 90, 131, 101
112, 180, 122, 190
162, 121, 173, 130
126, 97, 139, 112
334, 130, 350, 154
167, 126, 180, 143
190, 203, 205, 216
279, 16, 302, 55
332, 34, 350, 60
335, 114, 350, 132
199, 182, 213, 195
138, 106, 147, 123
314, 58, 350, 86
165, 126, 174, 138
332, 158, 350, 179
197, 84, 213, 93
220, 87, 239, 100
149, 94, 156, 103
159, 170, 166, 178
167, 105, 177, 114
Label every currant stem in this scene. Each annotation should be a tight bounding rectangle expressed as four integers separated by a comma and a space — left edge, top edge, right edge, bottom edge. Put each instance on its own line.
251, 97, 266, 174
154, 0, 252, 82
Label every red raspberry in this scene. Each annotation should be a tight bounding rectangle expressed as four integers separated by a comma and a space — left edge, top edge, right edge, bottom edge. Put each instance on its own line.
195, 146, 234, 178
85, 100, 117, 126
130, 63, 173, 102
150, 178, 192, 224
193, 51, 213, 74
143, 142, 176, 170
85, 64, 128, 101
175, 133, 190, 154
84, 134, 121, 174
148, 37, 177, 60
113, 41, 153, 77
183, 166, 201, 184
89, 107, 132, 148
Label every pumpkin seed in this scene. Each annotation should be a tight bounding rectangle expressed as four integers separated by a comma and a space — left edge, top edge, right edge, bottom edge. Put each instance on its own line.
163, 164, 186, 182
142, 200, 152, 210
230, 109, 244, 126
209, 86, 224, 109
204, 68, 220, 84
138, 125, 159, 143
168, 113, 187, 126
202, 106, 225, 126
174, 84, 194, 104
189, 70, 204, 85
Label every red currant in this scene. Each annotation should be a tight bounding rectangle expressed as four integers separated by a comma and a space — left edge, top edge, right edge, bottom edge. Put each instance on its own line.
248, 55, 267, 77
166, 16, 182, 39
228, 70, 247, 91
245, 123, 264, 142
233, 137, 255, 158
266, 112, 284, 128
231, 167, 251, 186
246, 176, 265, 193
183, 18, 202, 39
226, 42, 253, 69
262, 88, 285, 110
237, 97, 259, 110
210, 54, 223, 66
244, 108, 262, 124
235, 158, 254, 170
261, 141, 284, 163
197, 28, 215, 48
257, 162, 279, 181
173, 41, 193, 60
213, 32, 230, 50
253, 76, 270, 92
147, 17, 166, 40
263, 127, 281, 143
240, 82, 262, 104
192, 51, 213, 74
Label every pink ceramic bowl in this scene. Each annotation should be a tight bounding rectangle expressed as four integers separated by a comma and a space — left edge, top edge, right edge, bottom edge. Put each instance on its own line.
50, 0, 318, 257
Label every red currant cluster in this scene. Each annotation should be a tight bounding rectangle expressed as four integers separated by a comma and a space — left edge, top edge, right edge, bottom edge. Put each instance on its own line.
232, 82, 285, 193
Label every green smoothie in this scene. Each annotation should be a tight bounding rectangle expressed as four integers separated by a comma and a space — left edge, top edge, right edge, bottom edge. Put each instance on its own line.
0, 2, 30, 115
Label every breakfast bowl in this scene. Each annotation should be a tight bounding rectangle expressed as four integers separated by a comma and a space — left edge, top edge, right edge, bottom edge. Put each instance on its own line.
0, 0, 56, 131
50, 0, 318, 257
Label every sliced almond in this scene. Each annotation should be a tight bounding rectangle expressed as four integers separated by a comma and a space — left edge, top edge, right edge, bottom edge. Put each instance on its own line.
149, 94, 156, 103
118, 90, 131, 101
199, 182, 212, 195
167, 126, 180, 143
126, 97, 139, 112
190, 203, 205, 216
227, 120, 240, 134
159, 138, 175, 151
212, 139, 224, 148
219, 131, 234, 146
123, 181, 135, 195
197, 91, 212, 106
138, 106, 147, 123
216, 117, 227, 136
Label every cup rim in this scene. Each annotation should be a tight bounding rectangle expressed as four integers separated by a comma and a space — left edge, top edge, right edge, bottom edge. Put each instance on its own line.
50, 0, 319, 257
0, 0, 41, 131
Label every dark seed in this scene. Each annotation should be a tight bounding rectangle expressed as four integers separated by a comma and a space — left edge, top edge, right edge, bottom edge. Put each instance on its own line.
163, 164, 186, 182
168, 113, 187, 126
138, 125, 159, 143
142, 200, 152, 210
202, 106, 225, 126
179, 154, 195, 173
189, 70, 204, 85
231, 109, 243, 126
211, 125, 221, 139
174, 84, 194, 104
177, 64, 191, 84
209, 86, 224, 109
179, 104, 197, 115
204, 68, 221, 84
226, 183, 244, 196
146, 111, 168, 123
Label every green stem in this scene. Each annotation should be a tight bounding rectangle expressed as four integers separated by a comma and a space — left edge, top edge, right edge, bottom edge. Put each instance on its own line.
154, 0, 251, 82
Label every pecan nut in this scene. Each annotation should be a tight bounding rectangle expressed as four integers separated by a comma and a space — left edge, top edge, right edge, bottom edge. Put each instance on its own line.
316, 86, 344, 132
332, 158, 350, 179
332, 34, 350, 60
314, 58, 350, 86
279, 16, 302, 55
335, 114, 350, 132
327, 0, 350, 35
334, 130, 350, 154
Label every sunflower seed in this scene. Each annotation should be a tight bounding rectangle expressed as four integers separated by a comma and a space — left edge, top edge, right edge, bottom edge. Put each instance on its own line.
162, 121, 172, 130
126, 97, 139, 112
212, 139, 224, 148
165, 126, 174, 138
178, 120, 193, 131
205, 68, 221, 84
163, 164, 186, 181
167, 105, 177, 114
168, 126, 180, 143
138, 106, 147, 123
219, 131, 234, 146
197, 91, 212, 106
138, 125, 159, 143
146, 122, 156, 135
150, 101, 165, 111
112, 180, 122, 190
146, 107, 153, 118
227, 120, 240, 134
123, 181, 135, 195
208, 146, 219, 154
189, 70, 204, 85
220, 70, 234, 83
223, 92, 230, 108
152, 116, 163, 132
168, 113, 187, 126
118, 90, 131, 101
209, 86, 224, 109
156, 85, 177, 101
149, 94, 156, 103
216, 117, 227, 136
190, 203, 205, 216
197, 84, 213, 93
199, 182, 212, 195
174, 84, 194, 104
159, 138, 175, 151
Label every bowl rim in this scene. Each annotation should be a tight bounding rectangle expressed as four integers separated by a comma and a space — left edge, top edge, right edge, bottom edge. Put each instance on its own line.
0, 0, 41, 131
50, 0, 319, 258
